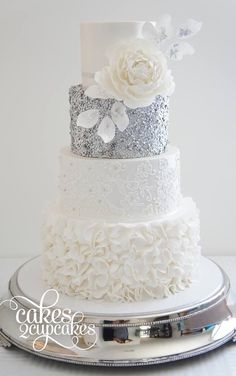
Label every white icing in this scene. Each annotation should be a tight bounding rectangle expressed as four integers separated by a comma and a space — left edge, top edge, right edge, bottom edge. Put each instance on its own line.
59, 146, 182, 221
42, 198, 201, 302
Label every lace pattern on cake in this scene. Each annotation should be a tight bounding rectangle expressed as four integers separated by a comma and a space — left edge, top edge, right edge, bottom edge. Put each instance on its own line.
59, 147, 181, 221
69, 85, 169, 158
42, 199, 201, 302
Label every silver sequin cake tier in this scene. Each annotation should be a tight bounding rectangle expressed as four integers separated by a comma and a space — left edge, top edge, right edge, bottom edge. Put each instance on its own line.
70, 85, 169, 159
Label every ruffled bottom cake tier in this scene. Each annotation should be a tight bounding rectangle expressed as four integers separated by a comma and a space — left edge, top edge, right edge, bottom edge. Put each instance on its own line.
42, 198, 201, 302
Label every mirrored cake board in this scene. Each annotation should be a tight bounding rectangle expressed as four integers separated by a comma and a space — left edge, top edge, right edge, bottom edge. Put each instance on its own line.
0, 256, 236, 367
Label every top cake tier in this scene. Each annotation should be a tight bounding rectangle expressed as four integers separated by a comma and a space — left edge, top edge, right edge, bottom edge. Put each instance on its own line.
80, 22, 146, 87
71, 20, 201, 158
72, 22, 172, 158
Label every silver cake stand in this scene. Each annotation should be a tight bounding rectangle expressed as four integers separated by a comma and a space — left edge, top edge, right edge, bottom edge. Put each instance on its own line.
0, 256, 236, 367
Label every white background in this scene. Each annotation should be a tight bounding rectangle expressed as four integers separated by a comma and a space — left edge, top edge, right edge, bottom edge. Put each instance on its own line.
0, 0, 235, 258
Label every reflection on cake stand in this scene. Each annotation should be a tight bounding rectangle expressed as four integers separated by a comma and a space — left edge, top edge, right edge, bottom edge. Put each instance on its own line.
0, 256, 236, 367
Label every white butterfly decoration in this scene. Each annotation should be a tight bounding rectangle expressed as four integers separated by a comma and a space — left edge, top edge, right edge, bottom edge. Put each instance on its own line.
142, 14, 173, 45
76, 101, 129, 143
142, 15, 202, 61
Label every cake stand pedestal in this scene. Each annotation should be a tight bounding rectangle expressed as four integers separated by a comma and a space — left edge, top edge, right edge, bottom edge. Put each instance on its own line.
0, 256, 236, 367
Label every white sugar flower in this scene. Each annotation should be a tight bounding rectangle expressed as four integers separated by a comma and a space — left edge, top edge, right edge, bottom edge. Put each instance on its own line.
76, 101, 129, 143
76, 14, 202, 140
93, 38, 175, 109
97, 116, 115, 143
110, 101, 129, 131
76, 109, 100, 129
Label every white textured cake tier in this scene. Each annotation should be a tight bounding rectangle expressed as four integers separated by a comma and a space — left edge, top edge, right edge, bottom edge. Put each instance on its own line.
42, 198, 201, 302
59, 146, 182, 221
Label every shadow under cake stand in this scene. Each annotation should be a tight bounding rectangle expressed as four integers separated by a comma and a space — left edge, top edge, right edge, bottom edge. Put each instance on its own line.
0, 256, 236, 367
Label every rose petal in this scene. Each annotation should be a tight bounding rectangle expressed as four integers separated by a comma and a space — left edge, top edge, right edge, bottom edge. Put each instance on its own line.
95, 70, 122, 101
97, 116, 116, 143
77, 109, 100, 129
85, 85, 111, 99
110, 102, 129, 132
157, 69, 175, 96
142, 22, 161, 45
124, 96, 154, 109
94, 38, 175, 108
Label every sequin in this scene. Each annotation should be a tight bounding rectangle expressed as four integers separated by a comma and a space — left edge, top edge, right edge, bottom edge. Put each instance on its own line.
69, 85, 169, 159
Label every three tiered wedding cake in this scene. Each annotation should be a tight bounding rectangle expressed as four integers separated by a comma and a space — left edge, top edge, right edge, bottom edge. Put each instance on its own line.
43, 18, 202, 302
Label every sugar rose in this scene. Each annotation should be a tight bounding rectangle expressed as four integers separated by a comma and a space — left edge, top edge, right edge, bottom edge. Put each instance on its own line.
95, 38, 175, 109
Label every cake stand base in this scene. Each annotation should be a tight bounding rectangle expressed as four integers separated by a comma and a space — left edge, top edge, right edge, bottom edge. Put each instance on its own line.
0, 256, 236, 367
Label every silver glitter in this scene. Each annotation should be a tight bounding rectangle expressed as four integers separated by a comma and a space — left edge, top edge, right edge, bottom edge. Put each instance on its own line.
69, 85, 169, 159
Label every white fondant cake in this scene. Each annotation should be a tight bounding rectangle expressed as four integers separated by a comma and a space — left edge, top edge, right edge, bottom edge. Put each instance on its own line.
42, 18, 202, 302
43, 198, 200, 302
80, 22, 145, 86
59, 146, 181, 221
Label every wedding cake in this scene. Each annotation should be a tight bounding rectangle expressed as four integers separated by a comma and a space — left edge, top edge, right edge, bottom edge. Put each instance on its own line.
43, 18, 202, 302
